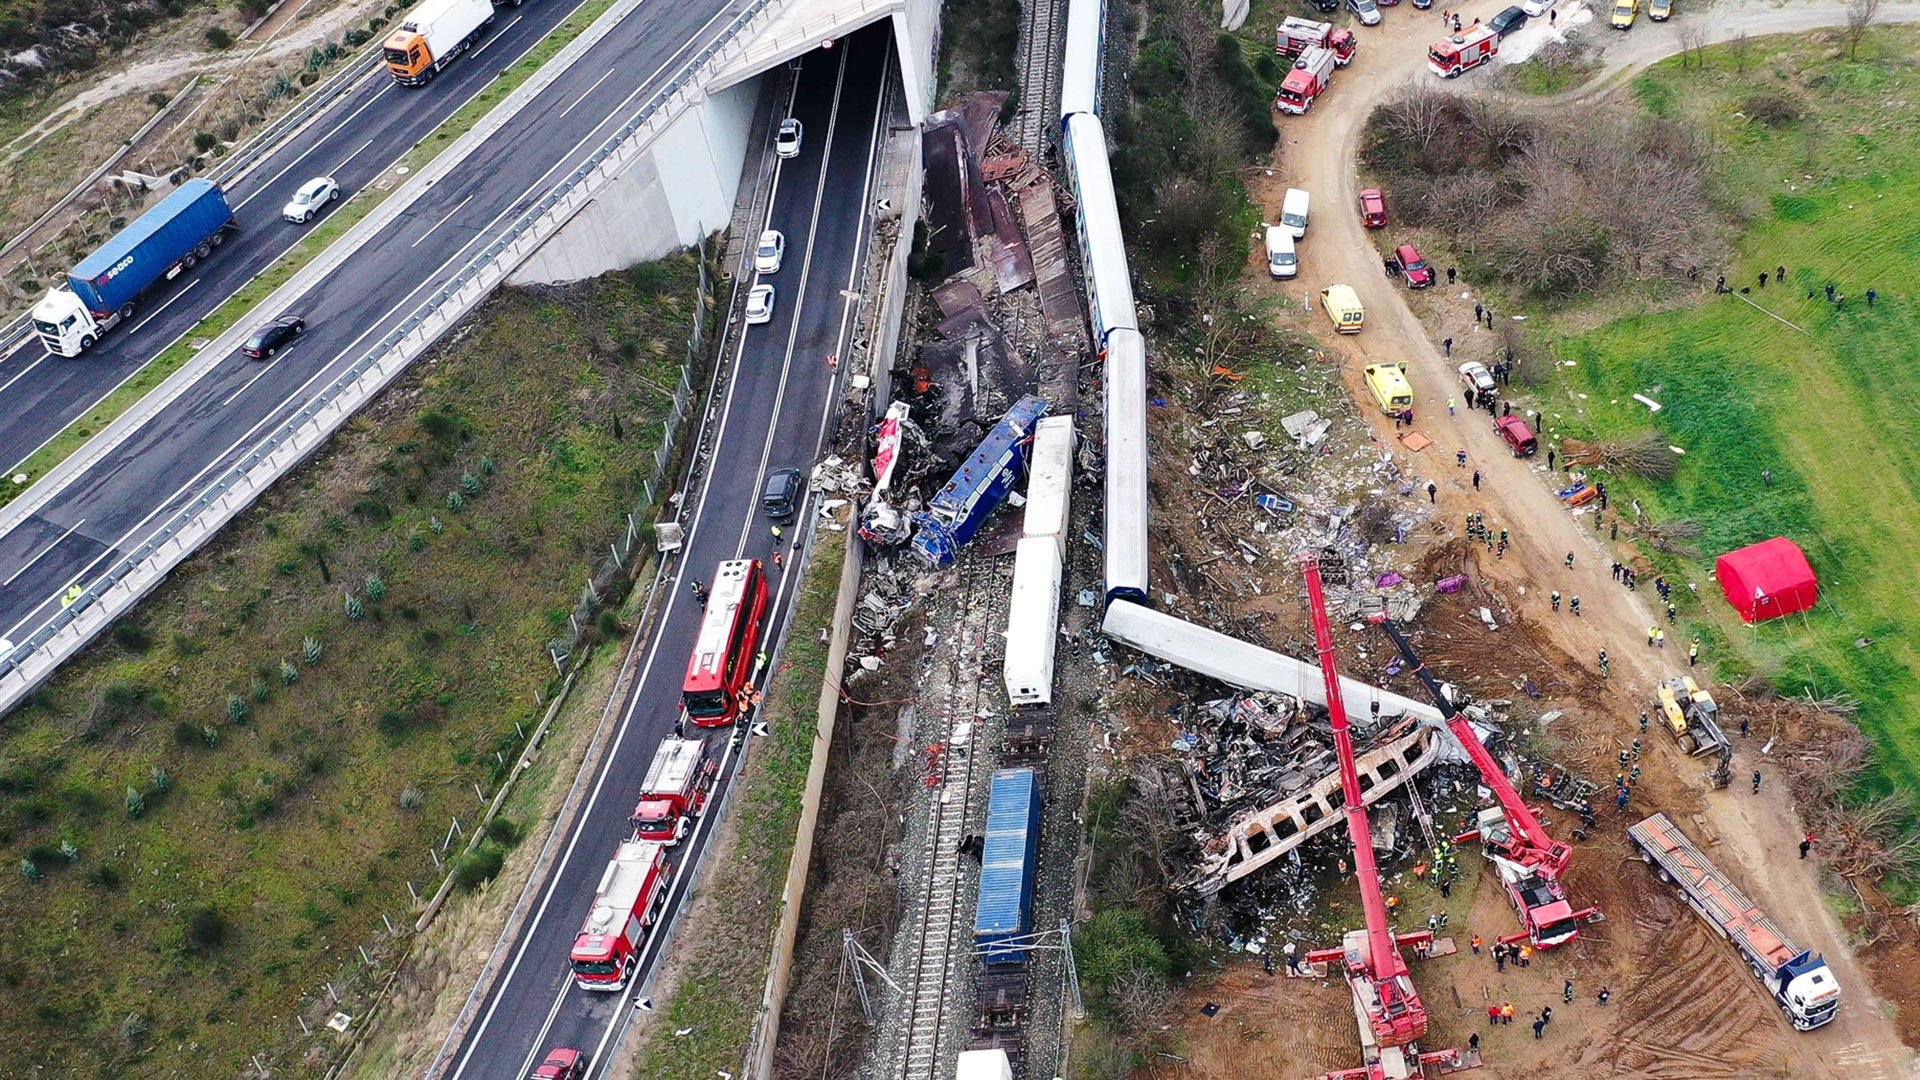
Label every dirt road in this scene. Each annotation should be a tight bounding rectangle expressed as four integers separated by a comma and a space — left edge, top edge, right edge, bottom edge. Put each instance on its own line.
1262, 3, 1919, 1074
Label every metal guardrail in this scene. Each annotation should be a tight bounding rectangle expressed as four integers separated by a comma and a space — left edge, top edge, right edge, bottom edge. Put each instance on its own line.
0, 0, 792, 701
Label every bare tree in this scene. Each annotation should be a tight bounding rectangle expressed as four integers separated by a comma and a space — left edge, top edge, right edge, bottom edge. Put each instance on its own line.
1845, 0, 1882, 60
1676, 20, 1709, 69
1729, 31, 1751, 74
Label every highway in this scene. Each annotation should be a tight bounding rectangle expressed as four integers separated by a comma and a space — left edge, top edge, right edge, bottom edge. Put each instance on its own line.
434, 24, 893, 1078
0, 0, 753, 648
0, 0, 596, 466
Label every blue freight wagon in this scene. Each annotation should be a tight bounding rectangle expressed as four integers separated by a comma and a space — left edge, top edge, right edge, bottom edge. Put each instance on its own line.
975, 767, 1042, 966
31, 178, 236, 356
909, 394, 1048, 567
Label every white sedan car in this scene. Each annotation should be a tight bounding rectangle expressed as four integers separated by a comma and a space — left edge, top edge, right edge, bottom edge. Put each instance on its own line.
1521, 0, 1556, 15
745, 284, 777, 324
754, 230, 785, 274
775, 118, 803, 159
282, 176, 340, 223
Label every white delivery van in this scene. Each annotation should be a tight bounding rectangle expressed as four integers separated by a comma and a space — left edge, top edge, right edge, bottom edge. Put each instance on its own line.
1280, 187, 1311, 238
1265, 226, 1298, 279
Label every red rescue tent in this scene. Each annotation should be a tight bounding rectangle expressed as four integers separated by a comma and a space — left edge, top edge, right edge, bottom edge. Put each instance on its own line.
1716, 538, 1818, 623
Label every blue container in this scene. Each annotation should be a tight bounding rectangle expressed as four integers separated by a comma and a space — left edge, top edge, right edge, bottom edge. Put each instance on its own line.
69, 179, 233, 315
975, 767, 1042, 966
910, 395, 1048, 567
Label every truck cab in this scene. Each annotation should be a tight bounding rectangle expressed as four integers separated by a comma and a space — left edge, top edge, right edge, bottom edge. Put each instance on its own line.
30, 289, 96, 355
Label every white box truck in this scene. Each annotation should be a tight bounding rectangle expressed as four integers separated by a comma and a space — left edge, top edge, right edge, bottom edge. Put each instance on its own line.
1003, 535, 1064, 708
382, 0, 507, 86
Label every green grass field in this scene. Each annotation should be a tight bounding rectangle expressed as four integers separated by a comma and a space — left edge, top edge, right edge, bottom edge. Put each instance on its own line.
1536, 29, 1920, 819
0, 255, 698, 1076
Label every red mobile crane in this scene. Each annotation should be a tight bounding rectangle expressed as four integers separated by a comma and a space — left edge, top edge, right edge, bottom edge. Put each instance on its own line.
1300, 558, 1472, 1079
1368, 614, 1599, 949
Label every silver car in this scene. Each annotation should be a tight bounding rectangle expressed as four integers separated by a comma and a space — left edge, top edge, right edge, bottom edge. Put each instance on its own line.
745, 284, 777, 324
282, 176, 340, 223
775, 119, 803, 159
1347, 0, 1382, 25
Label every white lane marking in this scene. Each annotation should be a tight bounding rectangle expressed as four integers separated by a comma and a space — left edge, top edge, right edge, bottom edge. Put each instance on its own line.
559, 66, 618, 118
0, 352, 50, 398
471, 13, 521, 59
335, 136, 379, 172
233, 82, 396, 212
2, 518, 86, 587
125, 280, 202, 336
411, 192, 476, 247
221, 353, 289, 407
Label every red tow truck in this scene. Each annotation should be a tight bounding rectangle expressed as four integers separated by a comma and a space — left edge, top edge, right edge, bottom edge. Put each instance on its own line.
1276, 46, 1338, 115
569, 839, 671, 990
1428, 24, 1499, 77
629, 737, 718, 845
1277, 16, 1357, 65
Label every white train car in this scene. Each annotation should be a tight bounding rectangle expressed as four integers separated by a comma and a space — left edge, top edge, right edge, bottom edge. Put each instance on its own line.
1004, 536, 1066, 707
1103, 327, 1150, 604
1062, 113, 1137, 346
1022, 415, 1076, 559
1059, 0, 1106, 121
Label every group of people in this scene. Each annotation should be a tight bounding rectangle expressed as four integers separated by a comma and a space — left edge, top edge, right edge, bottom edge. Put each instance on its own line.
1712, 265, 1881, 311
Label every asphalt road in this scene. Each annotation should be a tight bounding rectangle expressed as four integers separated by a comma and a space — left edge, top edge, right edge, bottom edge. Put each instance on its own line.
0, 0, 753, 647
434, 25, 893, 1078
0, 0, 599, 467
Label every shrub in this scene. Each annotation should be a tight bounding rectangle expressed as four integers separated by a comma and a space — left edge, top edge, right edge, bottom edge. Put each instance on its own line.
183, 905, 227, 950
280, 659, 299, 685
418, 410, 466, 445
124, 787, 145, 818
227, 693, 250, 724
365, 572, 386, 601
194, 131, 219, 153
88, 864, 121, 890
398, 786, 426, 811
451, 842, 506, 890
111, 620, 154, 653
303, 635, 323, 665
445, 491, 464, 513
204, 27, 234, 49
343, 28, 370, 47
484, 817, 521, 846
345, 594, 365, 621
1743, 89, 1802, 128
120, 1012, 149, 1043
19, 857, 39, 881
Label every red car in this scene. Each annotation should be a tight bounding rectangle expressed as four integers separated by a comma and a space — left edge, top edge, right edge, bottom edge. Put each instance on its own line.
1396, 243, 1434, 288
1359, 188, 1387, 228
1494, 414, 1538, 457
532, 1048, 583, 1080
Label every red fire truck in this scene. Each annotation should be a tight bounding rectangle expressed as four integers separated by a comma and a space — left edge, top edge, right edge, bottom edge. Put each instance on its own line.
1429, 24, 1500, 78
569, 839, 671, 991
1276, 16, 1357, 65
682, 558, 769, 726
1276, 46, 1337, 115
629, 737, 718, 845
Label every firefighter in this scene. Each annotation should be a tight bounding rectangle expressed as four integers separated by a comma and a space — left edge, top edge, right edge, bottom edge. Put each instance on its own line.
1550, 590, 1561, 612
1631, 737, 1642, 759
1618, 748, 1632, 768
1629, 764, 1642, 785
1570, 595, 1581, 616
1640, 710, 1650, 733
1598, 650, 1610, 678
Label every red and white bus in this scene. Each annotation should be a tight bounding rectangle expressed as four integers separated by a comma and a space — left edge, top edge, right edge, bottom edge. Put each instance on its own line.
682, 558, 769, 726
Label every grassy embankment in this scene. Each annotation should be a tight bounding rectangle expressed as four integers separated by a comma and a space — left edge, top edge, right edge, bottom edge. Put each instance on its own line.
1, 0, 624, 502
0, 252, 698, 1076
1530, 29, 1920, 832
625, 530, 848, 1075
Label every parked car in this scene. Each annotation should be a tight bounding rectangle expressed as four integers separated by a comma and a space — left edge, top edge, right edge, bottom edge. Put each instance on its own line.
754, 229, 785, 274
1520, 0, 1556, 16
1458, 361, 1497, 398
1649, 0, 1672, 19
775, 118, 803, 158
1412, 0, 1433, 8
1489, 5, 1530, 37
761, 467, 804, 522
1611, 0, 1639, 27
1358, 188, 1387, 228
531, 1048, 584, 1080
282, 176, 340, 223
241, 315, 305, 358
1494, 414, 1538, 456
745, 284, 776, 324
1347, 0, 1382, 24
1395, 243, 1434, 288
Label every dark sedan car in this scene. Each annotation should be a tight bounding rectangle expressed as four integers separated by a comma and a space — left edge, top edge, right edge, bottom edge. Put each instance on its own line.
241, 315, 305, 359
1489, 5, 1530, 36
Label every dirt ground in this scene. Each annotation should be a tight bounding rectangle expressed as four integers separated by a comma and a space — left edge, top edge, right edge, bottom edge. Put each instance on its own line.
1156, 1, 1920, 1077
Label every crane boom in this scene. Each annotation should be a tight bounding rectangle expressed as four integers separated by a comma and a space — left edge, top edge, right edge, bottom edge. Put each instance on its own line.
1368, 614, 1596, 948
1303, 558, 1426, 1047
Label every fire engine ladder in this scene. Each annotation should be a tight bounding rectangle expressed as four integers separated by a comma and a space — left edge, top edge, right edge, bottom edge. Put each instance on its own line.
1401, 772, 1442, 856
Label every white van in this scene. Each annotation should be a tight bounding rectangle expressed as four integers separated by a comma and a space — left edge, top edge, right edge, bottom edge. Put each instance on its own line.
1265, 226, 1298, 279
1280, 188, 1310, 238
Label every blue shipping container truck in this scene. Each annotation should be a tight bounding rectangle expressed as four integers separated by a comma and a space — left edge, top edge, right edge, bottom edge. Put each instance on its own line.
975, 767, 1042, 966
32, 178, 235, 356
910, 394, 1048, 568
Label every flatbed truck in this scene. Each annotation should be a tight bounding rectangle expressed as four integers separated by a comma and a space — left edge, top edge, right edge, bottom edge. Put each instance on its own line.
1628, 813, 1840, 1029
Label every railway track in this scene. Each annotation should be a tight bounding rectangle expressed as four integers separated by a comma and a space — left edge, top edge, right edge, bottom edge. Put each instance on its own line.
892, 554, 1010, 1080
1012, 0, 1067, 155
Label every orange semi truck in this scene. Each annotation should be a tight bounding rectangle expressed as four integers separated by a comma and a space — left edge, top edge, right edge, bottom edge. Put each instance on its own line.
382, 0, 520, 85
